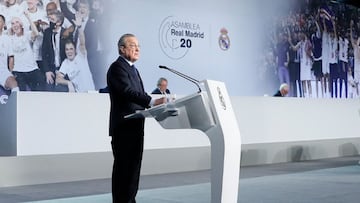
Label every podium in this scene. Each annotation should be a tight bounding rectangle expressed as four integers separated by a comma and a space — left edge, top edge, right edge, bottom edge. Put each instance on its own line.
127, 80, 241, 203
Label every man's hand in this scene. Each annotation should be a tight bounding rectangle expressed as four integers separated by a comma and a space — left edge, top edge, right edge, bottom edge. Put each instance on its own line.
73, 12, 83, 28
153, 97, 166, 106
46, 72, 55, 84
62, 27, 74, 38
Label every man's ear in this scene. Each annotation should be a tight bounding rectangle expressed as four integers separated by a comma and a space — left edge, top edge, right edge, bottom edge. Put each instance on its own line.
119, 46, 124, 55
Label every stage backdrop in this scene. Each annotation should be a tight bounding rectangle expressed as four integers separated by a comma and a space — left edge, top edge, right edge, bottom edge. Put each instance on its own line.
104, 0, 277, 96
105, 0, 360, 98
1, 0, 359, 100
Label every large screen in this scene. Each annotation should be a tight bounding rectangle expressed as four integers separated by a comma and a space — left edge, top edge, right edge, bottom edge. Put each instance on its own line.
0, 0, 360, 104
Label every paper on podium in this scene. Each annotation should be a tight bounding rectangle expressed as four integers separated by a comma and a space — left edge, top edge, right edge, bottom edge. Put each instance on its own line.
124, 102, 178, 120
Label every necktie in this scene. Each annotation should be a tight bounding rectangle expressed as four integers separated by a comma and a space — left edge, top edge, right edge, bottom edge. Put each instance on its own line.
52, 32, 57, 47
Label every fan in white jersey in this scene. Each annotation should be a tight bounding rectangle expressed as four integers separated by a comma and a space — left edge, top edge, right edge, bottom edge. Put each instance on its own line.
24, 0, 49, 64
347, 67, 358, 98
55, 22, 94, 92
0, 14, 18, 92
9, 13, 45, 91
289, 30, 313, 98
321, 17, 334, 98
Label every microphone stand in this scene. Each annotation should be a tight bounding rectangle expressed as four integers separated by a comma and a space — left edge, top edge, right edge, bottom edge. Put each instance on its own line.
159, 65, 202, 93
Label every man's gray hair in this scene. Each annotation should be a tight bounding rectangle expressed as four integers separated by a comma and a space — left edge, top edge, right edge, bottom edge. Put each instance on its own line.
157, 77, 168, 87
279, 83, 288, 90
118, 33, 135, 55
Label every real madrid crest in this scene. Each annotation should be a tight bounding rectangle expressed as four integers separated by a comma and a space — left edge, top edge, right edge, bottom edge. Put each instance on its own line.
218, 28, 230, 51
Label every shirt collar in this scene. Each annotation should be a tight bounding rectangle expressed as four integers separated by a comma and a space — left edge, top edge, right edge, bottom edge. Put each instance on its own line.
120, 55, 134, 66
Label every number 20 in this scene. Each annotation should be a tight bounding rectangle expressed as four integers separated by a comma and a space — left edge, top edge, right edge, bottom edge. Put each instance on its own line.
180, 39, 192, 48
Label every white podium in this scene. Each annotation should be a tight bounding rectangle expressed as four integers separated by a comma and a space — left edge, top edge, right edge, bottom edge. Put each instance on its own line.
127, 80, 241, 203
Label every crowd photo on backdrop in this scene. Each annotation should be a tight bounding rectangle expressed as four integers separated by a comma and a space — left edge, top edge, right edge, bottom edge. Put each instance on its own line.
0, 0, 110, 99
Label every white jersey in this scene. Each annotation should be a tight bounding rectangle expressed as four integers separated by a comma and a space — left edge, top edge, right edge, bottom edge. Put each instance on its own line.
10, 32, 39, 72
2, 4, 28, 30
19, 1, 27, 10
59, 52, 95, 92
299, 39, 312, 80
0, 4, 5, 16
0, 34, 13, 87
0, 34, 13, 71
354, 47, 360, 82
329, 37, 338, 64
339, 37, 349, 63
322, 32, 330, 74
26, 8, 49, 61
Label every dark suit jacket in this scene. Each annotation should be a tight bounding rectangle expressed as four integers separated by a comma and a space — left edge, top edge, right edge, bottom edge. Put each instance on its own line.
151, 88, 170, 94
107, 56, 152, 137
273, 90, 283, 97
42, 27, 71, 72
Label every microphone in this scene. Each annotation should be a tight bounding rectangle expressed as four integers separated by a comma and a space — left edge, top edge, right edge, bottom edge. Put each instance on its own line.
159, 65, 201, 93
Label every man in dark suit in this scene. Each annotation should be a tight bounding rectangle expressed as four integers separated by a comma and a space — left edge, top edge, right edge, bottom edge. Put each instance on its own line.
151, 77, 171, 94
274, 83, 289, 97
42, 10, 72, 91
107, 33, 165, 203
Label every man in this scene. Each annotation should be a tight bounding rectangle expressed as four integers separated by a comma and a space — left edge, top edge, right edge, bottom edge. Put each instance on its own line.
55, 27, 94, 92
45, 1, 74, 35
107, 33, 165, 203
61, 0, 103, 89
274, 83, 289, 97
151, 77, 171, 94
0, 14, 18, 103
42, 10, 72, 91
24, 0, 49, 88
289, 30, 313, 98
9, 13, 45, 91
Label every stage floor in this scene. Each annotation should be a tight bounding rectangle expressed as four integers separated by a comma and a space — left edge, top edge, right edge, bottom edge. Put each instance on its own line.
1, 156, 359, 203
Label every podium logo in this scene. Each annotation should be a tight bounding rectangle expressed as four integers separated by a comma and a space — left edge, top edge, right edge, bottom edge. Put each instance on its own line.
217, 87, 226, 110
0, 94, 8, 104
159, 16, 205, 60
218, 28, 230, 51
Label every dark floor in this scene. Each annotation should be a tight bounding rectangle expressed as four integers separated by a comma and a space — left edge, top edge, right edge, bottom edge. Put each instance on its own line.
0, 156, 358, 203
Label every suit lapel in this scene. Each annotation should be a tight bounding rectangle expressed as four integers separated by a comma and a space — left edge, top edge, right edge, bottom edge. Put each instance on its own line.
134, 68, 145, 92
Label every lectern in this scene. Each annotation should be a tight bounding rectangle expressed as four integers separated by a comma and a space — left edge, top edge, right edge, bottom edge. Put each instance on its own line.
127, 80, 241, 203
